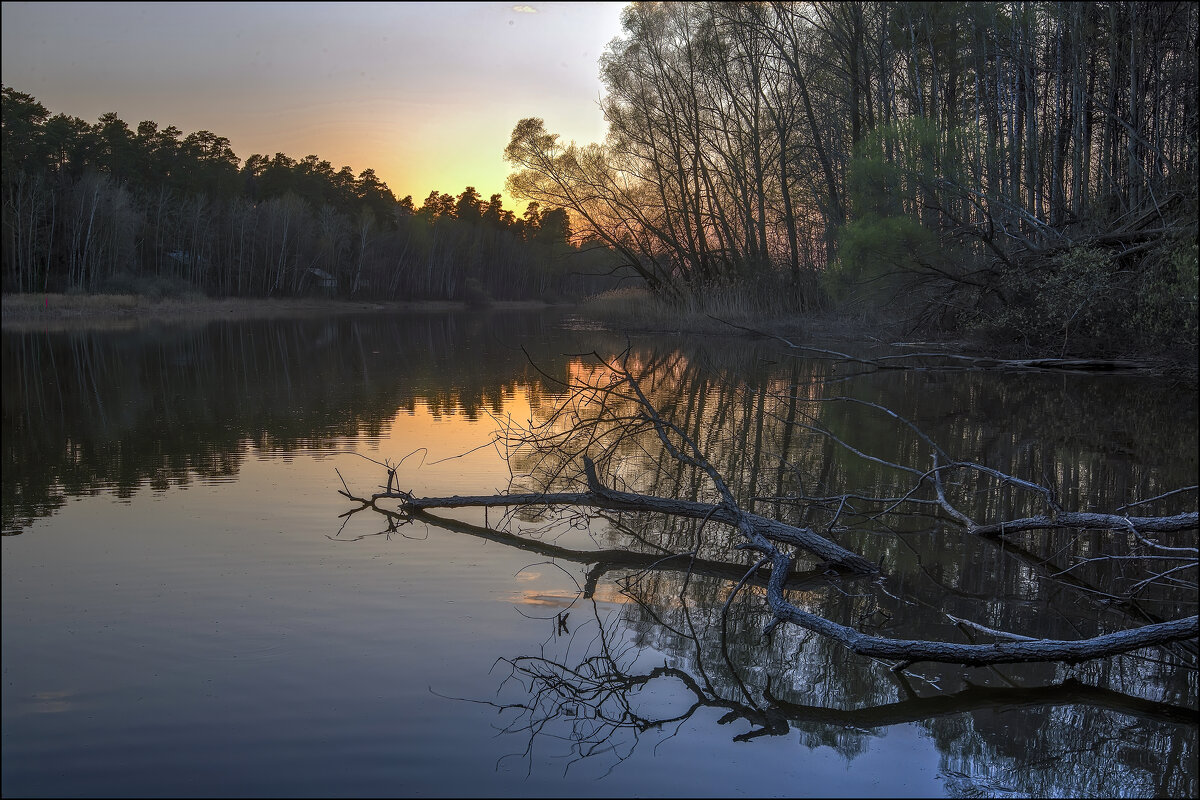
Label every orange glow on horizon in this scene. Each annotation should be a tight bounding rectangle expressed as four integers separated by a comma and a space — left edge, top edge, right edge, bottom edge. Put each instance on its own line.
1, 2, 629, 215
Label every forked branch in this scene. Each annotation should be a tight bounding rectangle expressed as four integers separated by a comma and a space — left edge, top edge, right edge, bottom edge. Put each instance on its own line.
340, 353, 1198, 670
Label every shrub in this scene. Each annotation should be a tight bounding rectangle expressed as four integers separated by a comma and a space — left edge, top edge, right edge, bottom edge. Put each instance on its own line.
1132, 233, 1198, 353
973, 235, 1198, 357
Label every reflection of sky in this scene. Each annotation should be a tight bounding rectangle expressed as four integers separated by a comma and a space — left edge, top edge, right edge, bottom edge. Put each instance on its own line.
0, 1, 627, 206
0, 371, 950, 797
5, 317, 1194, 796
248, 395, 531, 501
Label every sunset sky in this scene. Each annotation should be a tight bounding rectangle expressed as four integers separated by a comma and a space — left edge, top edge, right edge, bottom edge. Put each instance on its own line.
1, 1, 628, 208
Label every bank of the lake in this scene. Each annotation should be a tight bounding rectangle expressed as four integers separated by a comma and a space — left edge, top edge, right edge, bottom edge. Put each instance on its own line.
5, 290, 1194, 382
0, 293, 556, 332
0, 290, 866, 346
573, 287, 1199, 381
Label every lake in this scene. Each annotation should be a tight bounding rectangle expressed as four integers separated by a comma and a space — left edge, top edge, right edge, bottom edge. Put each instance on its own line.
3, 309, 1196, 798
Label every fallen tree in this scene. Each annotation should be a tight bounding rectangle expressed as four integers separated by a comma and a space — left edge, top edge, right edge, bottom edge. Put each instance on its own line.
340, 349, 1198, 671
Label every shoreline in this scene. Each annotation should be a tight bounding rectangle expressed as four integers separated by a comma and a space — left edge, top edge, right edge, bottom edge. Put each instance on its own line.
4, 291, 1193, 381
0, 293, 556, 331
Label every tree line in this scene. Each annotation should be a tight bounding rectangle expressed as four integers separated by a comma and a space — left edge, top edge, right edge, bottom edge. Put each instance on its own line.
506, 1, 1198, 355
1, 86, 620, 302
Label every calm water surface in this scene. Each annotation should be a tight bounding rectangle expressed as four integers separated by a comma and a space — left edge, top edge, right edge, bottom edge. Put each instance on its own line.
3, 310, 1196, 797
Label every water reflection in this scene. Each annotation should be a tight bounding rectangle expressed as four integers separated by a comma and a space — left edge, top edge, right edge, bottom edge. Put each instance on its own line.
2, 311, 593, 535
481, 596, 1195, 796
3, 313, 1196, 797
393, 345, 1196, 795
505, 349, 1197, 637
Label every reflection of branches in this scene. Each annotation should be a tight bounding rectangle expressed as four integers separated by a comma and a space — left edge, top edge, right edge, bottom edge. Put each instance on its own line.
764, 679, 1197, 727
489, 603, 710, 775
342, 352, 1197, 669
336, 493, 865, 600
754, 392, 1198, 654
770, 395, 1197, 537
469, 599, 1196, 778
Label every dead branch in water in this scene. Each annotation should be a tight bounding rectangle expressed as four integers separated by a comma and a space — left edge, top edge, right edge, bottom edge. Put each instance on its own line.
340, 350, 1197, 670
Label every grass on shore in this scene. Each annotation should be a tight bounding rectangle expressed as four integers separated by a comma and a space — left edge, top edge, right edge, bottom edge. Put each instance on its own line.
575, 286, 905, 343
0, 293, 552, 331
5, 285, 891, 342
1, 293, 379, 326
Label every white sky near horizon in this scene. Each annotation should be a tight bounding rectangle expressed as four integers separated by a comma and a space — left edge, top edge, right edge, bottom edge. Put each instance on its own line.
1, 1, 628, 208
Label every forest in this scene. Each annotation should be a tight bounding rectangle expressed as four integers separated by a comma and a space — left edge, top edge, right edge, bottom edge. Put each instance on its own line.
0, 87, 614, 304
506, 1, 1197, 358
3, 1, 1197, 360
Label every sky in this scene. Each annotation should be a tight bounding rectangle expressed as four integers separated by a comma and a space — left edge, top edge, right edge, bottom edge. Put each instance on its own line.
1, 1, 628, 208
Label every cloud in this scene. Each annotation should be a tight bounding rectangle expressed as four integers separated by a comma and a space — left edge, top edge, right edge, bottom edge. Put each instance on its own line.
512, 5, 538, 13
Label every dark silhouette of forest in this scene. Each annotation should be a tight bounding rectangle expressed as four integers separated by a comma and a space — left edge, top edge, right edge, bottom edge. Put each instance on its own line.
506, 1, 1197, 358
4, 2, 1197, 359
1, 87, 624, 303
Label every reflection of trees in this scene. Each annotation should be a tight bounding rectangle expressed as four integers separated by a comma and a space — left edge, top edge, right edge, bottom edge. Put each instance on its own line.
2, 311, 624, 535
350, 342, 1193, 672
346, 341, 1195, 794
473, 595, 1195, 796
503, 349, 1196, 660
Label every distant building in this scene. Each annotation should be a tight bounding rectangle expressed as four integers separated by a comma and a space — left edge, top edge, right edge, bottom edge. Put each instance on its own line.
305, 267, 337, 295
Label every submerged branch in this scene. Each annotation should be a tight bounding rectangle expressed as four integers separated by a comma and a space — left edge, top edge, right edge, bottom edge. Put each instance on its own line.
758, 547, 1197, 667
348, 454, 877, 575
336, 489, 860, 597
709, 317, 1159, 374
339, 350, 1196, 672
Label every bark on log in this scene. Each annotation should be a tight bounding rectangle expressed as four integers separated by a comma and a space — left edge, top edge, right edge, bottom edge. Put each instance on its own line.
760, 547, 1198, 667
367, 457, 878, 574
970, 510, 1199, 536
